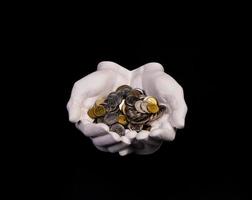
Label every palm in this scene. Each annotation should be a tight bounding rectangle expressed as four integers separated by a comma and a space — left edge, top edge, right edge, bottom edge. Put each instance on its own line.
141, 66, 187, 129
128, 63, 187, 155
67, 62, 132, 153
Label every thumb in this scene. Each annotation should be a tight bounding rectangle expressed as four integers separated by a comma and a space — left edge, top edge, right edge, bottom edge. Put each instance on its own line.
149, 116, 176, 141
159, 74, 188, 129
67, 70, 115, 122
67, 97, 82, 122
149, 127, 176, 141
170, 100, 187, 129
142, 68, 187, 129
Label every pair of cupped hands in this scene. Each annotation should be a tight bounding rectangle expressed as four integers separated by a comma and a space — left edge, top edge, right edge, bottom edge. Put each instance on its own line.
67, 61, 187, 156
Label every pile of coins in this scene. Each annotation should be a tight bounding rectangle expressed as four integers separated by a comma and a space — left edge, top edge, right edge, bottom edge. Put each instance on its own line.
87, 85, 166, 136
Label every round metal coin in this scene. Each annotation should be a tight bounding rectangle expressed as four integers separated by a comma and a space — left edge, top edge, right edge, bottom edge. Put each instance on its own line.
134, 100, 146, 113
93, 105, 106, 117
125, 95, 139, 107
110, 123, 126, 136
117, 114, 128, 125
103, 112, 118, 125
87, 107, 96, 119
144, 96, 158, 105
147, 103, 159, 113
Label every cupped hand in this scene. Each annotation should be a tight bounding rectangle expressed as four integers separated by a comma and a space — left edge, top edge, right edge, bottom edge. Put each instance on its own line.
67, 62, 188, 156
67, 61, 133, 153
122, 63, 188, 155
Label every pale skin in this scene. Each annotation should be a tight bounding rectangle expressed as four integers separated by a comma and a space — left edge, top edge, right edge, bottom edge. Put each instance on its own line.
67, 61, 187, 155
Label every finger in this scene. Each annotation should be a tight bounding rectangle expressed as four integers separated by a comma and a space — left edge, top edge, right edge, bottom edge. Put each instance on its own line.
149, 127, 176, 141
170, 100, 187, 129
97, 61, 128, 74
136, 130, 149, 140
161, 79, 187, 129
142, 70, 187, 129
119, 147, 134, 156
125, 129, 137, 140
95, 145, 109, 152
92, 133, 121, 146
148, 115, 176, 141
131, 63, 164, 88
67, 70, 115, 122
67, 98, 82, 123
141, 62, 164, 72
136, 130, 161, 146
107, 142, 130, 153
77, 122, 110, 137
120, 136, 131, 145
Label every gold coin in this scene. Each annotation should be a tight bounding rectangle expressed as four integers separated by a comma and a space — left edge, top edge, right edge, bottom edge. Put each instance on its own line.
87, 107, 96, 119
117, 114, 128, 125
144, 96, 158, 105
94, 105, 106, 117
147, 103, 159, 113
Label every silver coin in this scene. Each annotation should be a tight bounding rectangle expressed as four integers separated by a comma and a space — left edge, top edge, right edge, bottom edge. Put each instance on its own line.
116, 86, 132, 98
116, 85, 132, 92
140, 101, 149, 113
135, 88, 146, 95
134, 100, 146, 113
130, 119, 149, 125
111, 106, 120, 113
130, 113, 150, 124
106, 92, 122, 111
110, 123, 125, 136
159, 104, 167, 113
103, 112, 118, 125
128, 123, 144, 132
125, 95, 139, 107
103, 102, 117, 112
107, 92, 122, 104
128, 89, 143, 98
139, 94, 146, 100
126, 107, 141, 120
95, 117, 105, 123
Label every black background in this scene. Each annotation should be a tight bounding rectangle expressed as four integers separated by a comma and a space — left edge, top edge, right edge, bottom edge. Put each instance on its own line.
25, 38, 250, 199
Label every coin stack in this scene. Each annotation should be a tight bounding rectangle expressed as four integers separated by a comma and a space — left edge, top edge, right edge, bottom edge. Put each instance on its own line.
87, 85, 166, 136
